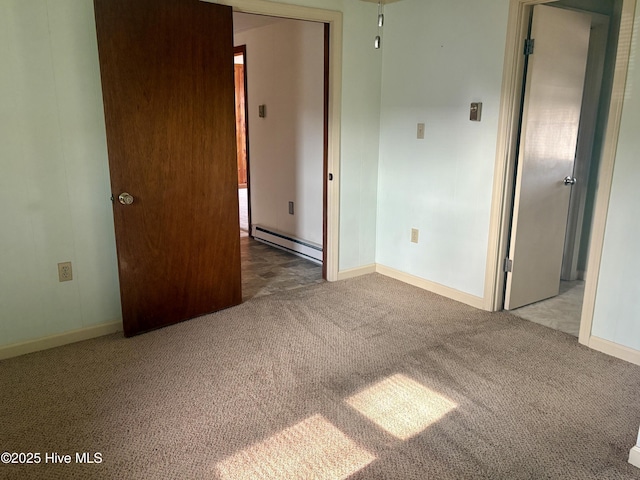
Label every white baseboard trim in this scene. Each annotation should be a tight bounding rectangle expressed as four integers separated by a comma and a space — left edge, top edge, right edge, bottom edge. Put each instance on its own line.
337, 264, 377, 280
252, 225, 323, 264
588, 336, 640, 367
375, 264, 485, 310
629, 446, 640, 469
0, 321, 122, 361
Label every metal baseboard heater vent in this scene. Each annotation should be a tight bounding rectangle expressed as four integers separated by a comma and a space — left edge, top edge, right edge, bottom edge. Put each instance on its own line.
252, 225, 323, 265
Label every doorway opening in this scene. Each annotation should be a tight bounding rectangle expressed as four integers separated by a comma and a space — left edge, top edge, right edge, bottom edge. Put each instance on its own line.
234, 46, 251, 240
499, 0, 623, 338
232, 12, 327, 300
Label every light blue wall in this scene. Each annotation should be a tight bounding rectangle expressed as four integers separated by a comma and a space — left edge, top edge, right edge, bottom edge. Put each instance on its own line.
591, 6, 640, 351
335, 1, 383, 270
0, 0, 121, 346
376, 0, 509, 297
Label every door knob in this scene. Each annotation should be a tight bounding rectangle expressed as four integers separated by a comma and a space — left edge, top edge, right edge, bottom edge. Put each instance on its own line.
563, 176, 577, 186
118, 192, 134, 205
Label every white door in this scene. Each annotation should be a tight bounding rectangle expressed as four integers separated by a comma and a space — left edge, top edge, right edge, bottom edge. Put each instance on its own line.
505, 5, 591, 310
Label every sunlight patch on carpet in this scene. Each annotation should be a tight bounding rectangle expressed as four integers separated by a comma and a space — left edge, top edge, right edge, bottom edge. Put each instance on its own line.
346, 374, 457, 440
215, 414, 376, 480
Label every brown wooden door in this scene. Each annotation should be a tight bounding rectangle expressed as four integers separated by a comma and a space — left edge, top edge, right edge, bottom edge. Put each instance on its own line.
94, 0, 241, 336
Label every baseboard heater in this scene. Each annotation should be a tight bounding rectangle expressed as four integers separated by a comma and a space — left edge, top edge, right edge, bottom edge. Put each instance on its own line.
252, 225, 323, 265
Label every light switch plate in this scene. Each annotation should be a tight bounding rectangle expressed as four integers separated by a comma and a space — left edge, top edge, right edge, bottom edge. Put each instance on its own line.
417, 123, 425, 139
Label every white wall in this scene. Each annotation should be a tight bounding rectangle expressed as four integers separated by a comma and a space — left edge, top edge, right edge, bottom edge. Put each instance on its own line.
591, 6, 640, 352
0, 0, 121, 347
376, 0, 509, 298
256, 1, 383, 271
235, 18, 324, 245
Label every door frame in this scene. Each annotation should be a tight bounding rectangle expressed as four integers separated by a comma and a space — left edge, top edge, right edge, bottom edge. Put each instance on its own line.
233, 45, 252, 236
561, 12, 609, 282
484, 0, 637, 347
205, 0, 342, 282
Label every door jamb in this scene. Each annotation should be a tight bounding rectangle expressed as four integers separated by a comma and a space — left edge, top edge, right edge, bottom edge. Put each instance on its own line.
561, 13, 609, 282
484, 0, 637, 348
233, 45, 252, 236
322, 23, 330, 280
204, 0, 343, 282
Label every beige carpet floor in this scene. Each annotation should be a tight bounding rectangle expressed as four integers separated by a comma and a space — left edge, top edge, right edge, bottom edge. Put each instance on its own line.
1, 274, 639, 479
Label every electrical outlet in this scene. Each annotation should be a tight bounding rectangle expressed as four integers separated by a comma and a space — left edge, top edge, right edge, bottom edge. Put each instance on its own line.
58, 262, 73, 282
411, 228, 419, 243
417, 123, 425, 139
289, 201, 294, 215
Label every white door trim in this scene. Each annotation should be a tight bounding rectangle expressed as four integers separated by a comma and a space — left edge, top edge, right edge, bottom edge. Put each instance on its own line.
630, 441, 640, 469
203, 0, 343, 282
578, 0, 637, 346
484, 0, 637, 349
